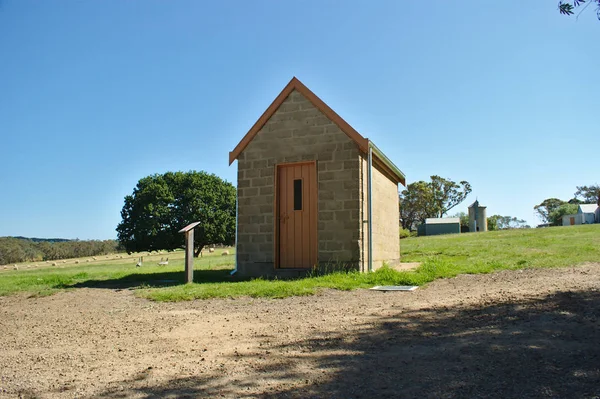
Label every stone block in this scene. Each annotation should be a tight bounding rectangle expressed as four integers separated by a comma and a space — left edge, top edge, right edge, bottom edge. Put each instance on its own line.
259, 185, 273, 196
252, 160, 268, 169
319, 211, 334, 221
251, 177, 270, 187
251, 235, 266, 243
260, 168, 274, 178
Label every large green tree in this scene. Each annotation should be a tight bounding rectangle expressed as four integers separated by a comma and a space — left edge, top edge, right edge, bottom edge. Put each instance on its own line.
400, 176, 472, 230
574, 184, 600, 204
399, 181, 435, 231
429, 175, 472, 218
549, 203, 579, 225
116, 171, 236, 256
534, 198, 566, 224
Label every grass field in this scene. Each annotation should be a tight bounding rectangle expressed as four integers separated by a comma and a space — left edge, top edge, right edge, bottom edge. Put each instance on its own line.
1, 225, 599, 300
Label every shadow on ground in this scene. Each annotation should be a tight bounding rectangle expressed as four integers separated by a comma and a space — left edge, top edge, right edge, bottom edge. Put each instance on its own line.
62, 269, 236, 289
95, 289, 600, 398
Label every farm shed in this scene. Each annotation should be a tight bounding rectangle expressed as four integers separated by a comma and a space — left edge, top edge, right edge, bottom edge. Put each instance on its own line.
578, 204, 599, 224
562, 204, 598, 226
418, 218, 461, 236
229, 77, 406, 278
562, 213, 584, 226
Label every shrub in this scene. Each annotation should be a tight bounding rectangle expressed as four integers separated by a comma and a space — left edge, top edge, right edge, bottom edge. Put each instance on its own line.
399, 228, 411, 239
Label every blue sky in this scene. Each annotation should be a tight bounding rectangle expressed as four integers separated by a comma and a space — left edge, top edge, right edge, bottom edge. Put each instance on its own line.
0, 1, 598, 239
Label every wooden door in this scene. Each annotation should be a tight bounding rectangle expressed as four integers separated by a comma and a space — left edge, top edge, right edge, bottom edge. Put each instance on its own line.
570, 217, 575, 226
276, 162, 317, 269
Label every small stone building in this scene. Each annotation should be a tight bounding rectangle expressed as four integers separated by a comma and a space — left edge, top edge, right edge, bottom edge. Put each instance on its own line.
229, 77, 406, 277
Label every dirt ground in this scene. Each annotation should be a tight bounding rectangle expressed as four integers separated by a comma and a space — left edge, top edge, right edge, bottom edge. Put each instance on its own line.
1, 264, 599, 399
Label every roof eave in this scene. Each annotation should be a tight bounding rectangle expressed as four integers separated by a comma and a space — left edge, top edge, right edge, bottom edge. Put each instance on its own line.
368, 140, 406, 186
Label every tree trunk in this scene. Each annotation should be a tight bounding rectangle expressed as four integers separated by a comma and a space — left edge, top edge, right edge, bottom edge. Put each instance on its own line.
194, 245, 204, 258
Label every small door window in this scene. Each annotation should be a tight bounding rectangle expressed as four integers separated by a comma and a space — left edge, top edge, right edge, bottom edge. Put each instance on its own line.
294, 179, 302, 210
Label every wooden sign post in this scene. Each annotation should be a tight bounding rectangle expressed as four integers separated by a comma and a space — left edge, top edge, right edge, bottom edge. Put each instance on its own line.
178, 222, 201, 284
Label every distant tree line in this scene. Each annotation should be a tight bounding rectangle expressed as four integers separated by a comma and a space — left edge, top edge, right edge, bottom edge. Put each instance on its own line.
487, 215, 529, 230
534, 184, 599, 226
0, 237, 122, 265
10, 236, 72, 243
451, 212, 529, 231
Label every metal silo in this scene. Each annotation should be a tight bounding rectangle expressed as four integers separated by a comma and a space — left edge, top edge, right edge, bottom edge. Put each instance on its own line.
468, 200, 488, 232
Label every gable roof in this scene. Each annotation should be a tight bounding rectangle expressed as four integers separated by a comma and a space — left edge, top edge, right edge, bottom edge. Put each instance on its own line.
228, 77, 405, 186
578, 204, 599, 214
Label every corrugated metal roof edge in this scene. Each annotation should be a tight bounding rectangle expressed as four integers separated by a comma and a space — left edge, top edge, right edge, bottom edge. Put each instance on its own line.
369, 141, 406, 187
425, 218, 460, 224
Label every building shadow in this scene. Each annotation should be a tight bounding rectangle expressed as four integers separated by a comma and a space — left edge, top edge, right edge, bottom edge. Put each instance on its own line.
60, 268, 236, 289
92, 288, 600, 398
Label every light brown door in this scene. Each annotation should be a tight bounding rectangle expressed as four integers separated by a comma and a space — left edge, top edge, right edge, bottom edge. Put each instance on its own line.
570, 217, 575, 226
276, 162, 317, 269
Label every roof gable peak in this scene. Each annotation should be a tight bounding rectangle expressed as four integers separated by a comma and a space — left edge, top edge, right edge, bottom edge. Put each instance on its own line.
228, 77, 405, 186
229, 77, 368, 165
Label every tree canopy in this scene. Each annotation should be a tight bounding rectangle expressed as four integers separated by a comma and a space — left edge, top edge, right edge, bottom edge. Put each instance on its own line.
116, 171, 236, 256
559, 0, 600, 19
450, 212, 469, 228
534, 198, 565, 224
549, 203, 579, 225
430, 176, 472, 218
400, 176, 472, 230
487, 215, 529, 230
574, 184, 600, 204
399, 181, 435, 231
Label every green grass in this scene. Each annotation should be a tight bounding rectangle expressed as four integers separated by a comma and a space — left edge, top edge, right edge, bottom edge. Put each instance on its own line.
138, 262, 454, 301
1, 225, 599, 301
0, 251, 236, 298
134, 225, 600, 301
401, 224, 600, 275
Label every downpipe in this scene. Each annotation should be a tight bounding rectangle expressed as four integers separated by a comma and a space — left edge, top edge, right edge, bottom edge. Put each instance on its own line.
230, 190, 239, 276
368, 145, 373, 273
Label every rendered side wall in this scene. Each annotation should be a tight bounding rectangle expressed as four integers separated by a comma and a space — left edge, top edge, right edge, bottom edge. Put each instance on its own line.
370, 160, 401, 268
359, 156, 401, 271
236, 89, 361, 277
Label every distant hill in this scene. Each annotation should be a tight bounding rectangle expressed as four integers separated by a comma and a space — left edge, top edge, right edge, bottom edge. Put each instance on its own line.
9, 236, 72, 243
0, 237, 121, 265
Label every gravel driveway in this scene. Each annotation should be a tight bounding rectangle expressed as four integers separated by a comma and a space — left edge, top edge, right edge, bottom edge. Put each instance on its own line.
1, 264, 599, 398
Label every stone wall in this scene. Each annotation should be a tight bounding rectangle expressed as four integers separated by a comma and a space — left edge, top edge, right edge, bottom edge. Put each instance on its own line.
236, 89, 361, 277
